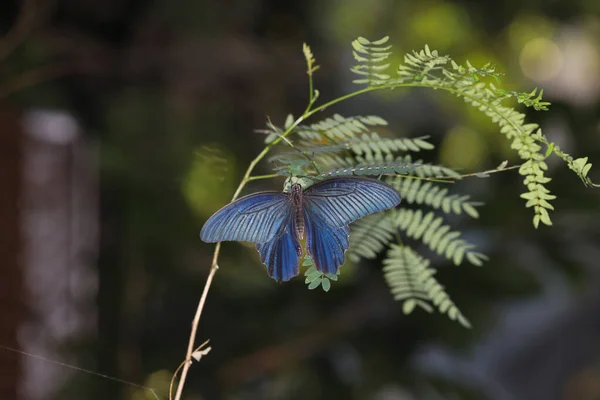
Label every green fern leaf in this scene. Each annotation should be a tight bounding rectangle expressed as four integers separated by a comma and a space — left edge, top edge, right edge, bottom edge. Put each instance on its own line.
351, 37, 392, 86
392, 47, 573, 226
383, 244, 471, 327
303, 256, 340, 291
297, 114, 388, 141
321, 161, 416, 177
348, 213, 396, 262
389, 177, 480, 217
393, 208, 487, 267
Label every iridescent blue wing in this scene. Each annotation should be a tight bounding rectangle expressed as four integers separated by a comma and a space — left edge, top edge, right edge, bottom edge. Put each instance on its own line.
256, 215, 302, 282
303, 178, 401, 227
304, 209, 350, 274
200, 192, 290, 243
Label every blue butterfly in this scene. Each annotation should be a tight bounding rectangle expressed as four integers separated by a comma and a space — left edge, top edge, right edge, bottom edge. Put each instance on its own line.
200, 177, 401, 282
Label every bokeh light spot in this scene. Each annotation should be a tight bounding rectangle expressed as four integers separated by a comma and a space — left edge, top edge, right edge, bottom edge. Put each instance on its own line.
440, 126, 488, 170
410, 3, 471, 49
519, 38, 563, 82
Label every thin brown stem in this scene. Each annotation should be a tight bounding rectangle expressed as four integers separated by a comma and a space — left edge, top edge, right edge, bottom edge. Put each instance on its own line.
455, 164, 521, 178
171, 113, 311, 398
172, 244, 220, 400
169, 361, 185, 399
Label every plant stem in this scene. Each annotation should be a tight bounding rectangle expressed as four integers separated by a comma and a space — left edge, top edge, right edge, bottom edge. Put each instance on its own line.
172, 114, 308, 399
246, 173, 281, 182
456, 164, 521, 178
172, 248, 219, 400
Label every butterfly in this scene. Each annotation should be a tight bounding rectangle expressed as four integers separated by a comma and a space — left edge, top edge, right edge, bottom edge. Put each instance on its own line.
200, 177, 401, 282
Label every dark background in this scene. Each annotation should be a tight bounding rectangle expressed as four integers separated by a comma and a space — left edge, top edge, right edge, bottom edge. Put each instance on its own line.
1, 0, 600, 399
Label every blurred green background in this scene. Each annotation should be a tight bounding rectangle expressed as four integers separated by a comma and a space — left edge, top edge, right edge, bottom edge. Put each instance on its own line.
1, 0, 600, 399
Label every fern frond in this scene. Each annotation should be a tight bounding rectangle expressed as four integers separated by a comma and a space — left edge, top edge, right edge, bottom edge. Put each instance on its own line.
496, 87, 550, 111
314, 153, 355, 170
318, 161, 462, 181
390, 177, 480, 218
321, 161, 416, 177
555, 154, 599, 188
297, 114, 388, 141
392, 208, 488, 267
303, 257, 339, 292
396, 45, 453, 84
383, 244, 471, 327
515, 131, 556, 227
347, 213, 396, 262
258, 117, 286, 144
395, 155, 462, 179
299, 133, 434, 157
391, 47, 597, 225
347, 133, 434, 158
351, 36, 392, 86
302, 43, 320, 75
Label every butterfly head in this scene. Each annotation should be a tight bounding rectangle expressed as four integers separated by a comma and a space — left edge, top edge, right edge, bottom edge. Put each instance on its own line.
291, 182, 302, 194
290, 183, 303, 206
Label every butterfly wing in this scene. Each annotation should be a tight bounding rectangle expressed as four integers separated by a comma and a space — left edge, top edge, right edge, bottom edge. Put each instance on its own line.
256, 213, 302, 282
200, 192, 290, 243
303, 178, 401, 228
304, 209, 350, 274
303, 178, 400, 274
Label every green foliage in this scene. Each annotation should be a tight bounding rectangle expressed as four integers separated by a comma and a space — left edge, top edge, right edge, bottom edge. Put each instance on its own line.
389, 177, 480, 218
399, 155, 464, 179
308, 132, 435, 159
383, 245, 471, 328
347, 214, 396, 262
321, 161, 416, 177
388, 43, 598, 225
349, 133, 435, 156
228, 36, 597, 325
393, 208, 488, 267
302, 43, 320, 76
303, 257, 339, 291
351, 36, 392, 85
296, 113, 388, 141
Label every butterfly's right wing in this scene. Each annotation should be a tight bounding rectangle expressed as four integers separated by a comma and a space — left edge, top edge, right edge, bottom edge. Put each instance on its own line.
256, 214, 302, 282
200, 192, 290, 244
302, 178, 400, 274
303, 178, 401, 228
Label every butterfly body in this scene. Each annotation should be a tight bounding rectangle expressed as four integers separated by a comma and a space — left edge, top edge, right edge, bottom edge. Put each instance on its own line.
290, 183, 305, 240
201, 178, 401, 282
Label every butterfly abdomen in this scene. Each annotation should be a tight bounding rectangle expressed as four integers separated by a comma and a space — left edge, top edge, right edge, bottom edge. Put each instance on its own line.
295, 208, 305, 240
291, 183, 305, 240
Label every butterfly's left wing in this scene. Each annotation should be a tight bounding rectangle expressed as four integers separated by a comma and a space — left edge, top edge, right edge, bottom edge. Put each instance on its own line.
304, 209, 350, 274
303, 178, 401, 228
256, 214, 302, 282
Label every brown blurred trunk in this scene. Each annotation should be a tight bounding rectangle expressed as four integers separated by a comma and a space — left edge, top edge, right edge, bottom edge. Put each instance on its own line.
0, 104, 23, 399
